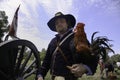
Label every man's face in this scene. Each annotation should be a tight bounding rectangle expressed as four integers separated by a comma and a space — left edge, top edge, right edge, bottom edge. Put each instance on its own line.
55, 18, 68, 34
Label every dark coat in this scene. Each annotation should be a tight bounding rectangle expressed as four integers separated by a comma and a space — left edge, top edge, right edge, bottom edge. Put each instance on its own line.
38, 29, 99, 78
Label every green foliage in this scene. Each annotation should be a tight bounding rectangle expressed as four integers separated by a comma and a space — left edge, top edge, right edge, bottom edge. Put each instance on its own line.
0, 11, 8, 42
40, 48, 46, 61
109, 54, 120, 63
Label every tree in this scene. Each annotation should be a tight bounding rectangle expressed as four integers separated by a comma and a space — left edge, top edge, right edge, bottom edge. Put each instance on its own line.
40, 48, 46, 61
110, 54, 120, 64
0, 11, 8, 42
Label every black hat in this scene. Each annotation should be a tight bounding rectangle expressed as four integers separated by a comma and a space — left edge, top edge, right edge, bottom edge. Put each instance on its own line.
47, 12, 76, 32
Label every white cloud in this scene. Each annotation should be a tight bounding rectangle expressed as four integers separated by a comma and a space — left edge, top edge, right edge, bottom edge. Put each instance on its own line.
0, 0, 50, 51
17, 23, 49, 51
86, 0, 120, 15
0, 0, 120, 52
38, 0, 73, 16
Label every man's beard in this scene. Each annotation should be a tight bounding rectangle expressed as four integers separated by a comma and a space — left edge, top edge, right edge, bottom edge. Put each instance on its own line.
56, 26, 68, 34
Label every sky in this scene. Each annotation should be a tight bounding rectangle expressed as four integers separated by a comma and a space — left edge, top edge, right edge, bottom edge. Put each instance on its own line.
0, 0, 120, 56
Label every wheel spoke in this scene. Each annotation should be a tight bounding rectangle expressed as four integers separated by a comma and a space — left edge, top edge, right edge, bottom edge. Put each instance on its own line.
23, 59, 36, 75
23, 69, 36, 79
19, 51, 32, 75
15, 46, 25, 76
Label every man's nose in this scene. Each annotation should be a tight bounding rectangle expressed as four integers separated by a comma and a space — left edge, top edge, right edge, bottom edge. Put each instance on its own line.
57, 22, 62, 27
57, 22, 62, 26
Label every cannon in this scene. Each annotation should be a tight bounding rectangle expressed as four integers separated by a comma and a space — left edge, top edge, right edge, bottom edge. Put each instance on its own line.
0, 39, 41, 80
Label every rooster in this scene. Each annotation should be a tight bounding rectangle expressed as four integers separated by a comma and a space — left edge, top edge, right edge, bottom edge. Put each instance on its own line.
73, 23, 114, 61
67, 23, 92, 76
67, 23, 114, 76
74, 23, 92, 58
90, 32, 114, 61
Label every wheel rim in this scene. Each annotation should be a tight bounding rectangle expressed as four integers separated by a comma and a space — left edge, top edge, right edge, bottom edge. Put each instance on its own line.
0, 39, 41, 80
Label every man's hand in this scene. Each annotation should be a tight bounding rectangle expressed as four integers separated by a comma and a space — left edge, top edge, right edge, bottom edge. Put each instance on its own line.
37, 76, 43, 80
54, 76, 65, 80
67, 64, 87, 77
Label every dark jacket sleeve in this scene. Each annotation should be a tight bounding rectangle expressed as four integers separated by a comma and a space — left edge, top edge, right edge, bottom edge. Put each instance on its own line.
38, 39, 54, 78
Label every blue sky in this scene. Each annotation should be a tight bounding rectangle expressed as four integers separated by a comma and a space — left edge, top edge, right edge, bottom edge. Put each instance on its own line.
0, 0, 120, 55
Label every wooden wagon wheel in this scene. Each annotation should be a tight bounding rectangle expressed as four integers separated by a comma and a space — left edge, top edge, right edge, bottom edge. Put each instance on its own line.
0, 39, 41, 80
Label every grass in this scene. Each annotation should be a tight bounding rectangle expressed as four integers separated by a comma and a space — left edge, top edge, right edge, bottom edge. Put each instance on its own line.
26, 65, 120, 80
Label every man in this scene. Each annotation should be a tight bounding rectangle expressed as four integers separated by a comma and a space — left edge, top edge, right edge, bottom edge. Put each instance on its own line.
105, 62, 114, 78
38, 12, 98, 80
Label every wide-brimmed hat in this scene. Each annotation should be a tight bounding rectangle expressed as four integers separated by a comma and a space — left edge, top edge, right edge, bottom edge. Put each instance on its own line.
47, 12, 76, 32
